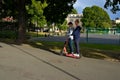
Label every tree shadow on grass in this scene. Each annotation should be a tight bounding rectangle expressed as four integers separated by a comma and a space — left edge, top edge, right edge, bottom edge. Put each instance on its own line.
29, 42, 62, 56
81, 48, 120, 61
28, 41, 120, 61
1, 38, 120, 61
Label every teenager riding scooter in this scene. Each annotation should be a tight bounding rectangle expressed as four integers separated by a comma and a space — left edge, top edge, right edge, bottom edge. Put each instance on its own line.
60, 22, 74, 55
60, 21, 80, 58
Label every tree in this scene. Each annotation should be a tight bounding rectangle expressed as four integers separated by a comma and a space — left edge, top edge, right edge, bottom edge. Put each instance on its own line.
26, 0, 47, 28
70, 8, 78, 14
81, 6, 111, 28
1, 0, 76, 43
43, 0, 76, 24
104, 0, 120, 13
116, 23, 120, 28
1, 0, 32, 43
59, 20, 68, 31
16, 0, 27, 43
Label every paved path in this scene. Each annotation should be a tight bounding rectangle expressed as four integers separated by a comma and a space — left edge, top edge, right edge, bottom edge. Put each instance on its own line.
0, 42, 120, 80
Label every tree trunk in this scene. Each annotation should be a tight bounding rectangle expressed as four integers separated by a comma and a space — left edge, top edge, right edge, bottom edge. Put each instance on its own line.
17, 0, 26, 43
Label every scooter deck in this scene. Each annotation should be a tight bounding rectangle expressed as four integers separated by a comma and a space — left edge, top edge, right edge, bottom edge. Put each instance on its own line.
65, 53, 80, 59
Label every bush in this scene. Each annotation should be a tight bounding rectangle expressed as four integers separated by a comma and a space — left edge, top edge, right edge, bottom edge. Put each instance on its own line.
0, 30, 17, 39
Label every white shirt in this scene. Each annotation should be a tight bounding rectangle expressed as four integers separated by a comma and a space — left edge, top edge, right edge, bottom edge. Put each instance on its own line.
67, 27, 74, 40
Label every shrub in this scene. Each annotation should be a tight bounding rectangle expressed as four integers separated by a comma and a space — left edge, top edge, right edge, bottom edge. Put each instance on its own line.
0, 30, 17, 39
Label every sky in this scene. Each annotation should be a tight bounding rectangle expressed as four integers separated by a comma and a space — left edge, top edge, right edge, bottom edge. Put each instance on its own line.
73, 0, 120, 20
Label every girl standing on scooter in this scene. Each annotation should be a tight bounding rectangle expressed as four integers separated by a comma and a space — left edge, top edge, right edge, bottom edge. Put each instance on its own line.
73, 19, 82, 58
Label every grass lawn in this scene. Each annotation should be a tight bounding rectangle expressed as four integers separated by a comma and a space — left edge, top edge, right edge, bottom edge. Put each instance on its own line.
27, 32, 51, 37
1, 38, 120, 61
29, 41, 120, 61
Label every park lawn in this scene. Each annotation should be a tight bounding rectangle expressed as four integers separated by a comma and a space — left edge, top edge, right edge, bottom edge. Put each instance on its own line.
29, 41, 120, 61
27, 32, 50, 37
80, 43, 120, 51
1, 38, 119, 61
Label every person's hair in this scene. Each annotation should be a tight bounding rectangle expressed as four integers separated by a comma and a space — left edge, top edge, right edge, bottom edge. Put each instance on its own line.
68, 22, 73, 25
75, 19, 79, 23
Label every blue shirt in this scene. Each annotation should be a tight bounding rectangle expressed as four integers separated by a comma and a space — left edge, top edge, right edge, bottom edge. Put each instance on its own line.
73, 26, 81, 39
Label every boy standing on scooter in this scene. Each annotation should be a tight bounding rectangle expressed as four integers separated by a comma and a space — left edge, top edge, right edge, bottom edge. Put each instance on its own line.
67, 22, 74, 54
73, 19, 82, 58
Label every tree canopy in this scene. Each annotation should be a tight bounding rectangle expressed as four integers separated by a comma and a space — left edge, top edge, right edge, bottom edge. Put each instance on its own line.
43, 0, 76, 24
104, 0, 120, 13
0, 0, 76, 43
26, 0, 47, 27
81, 6, 112, 28
70, 8, 78, 14
0, 0, 31, 18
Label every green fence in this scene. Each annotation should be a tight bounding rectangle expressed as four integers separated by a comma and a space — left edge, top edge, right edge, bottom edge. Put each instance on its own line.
85, 28, 120, 44
86, 28, 120, 34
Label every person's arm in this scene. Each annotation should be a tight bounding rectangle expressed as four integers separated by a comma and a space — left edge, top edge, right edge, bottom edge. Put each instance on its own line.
78, 26, 82, 31
67, 28, 70, 36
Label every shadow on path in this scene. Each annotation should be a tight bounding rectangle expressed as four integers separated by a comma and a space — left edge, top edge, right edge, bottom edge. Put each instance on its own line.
9, 44, 81, 80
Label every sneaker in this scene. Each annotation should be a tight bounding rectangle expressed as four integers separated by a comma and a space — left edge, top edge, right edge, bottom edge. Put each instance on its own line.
74, 54, 80, 57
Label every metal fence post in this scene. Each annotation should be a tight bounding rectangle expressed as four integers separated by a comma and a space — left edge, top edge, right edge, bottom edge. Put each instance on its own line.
118, 33, 120, 45
86, 28, 88, 43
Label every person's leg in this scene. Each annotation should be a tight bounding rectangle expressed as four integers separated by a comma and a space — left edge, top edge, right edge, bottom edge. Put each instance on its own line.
76, 39, 80, 54
70, 39, 74, 53
74, 38, 80, 57
74, 40, 77, 53
68, 39, 74, 53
